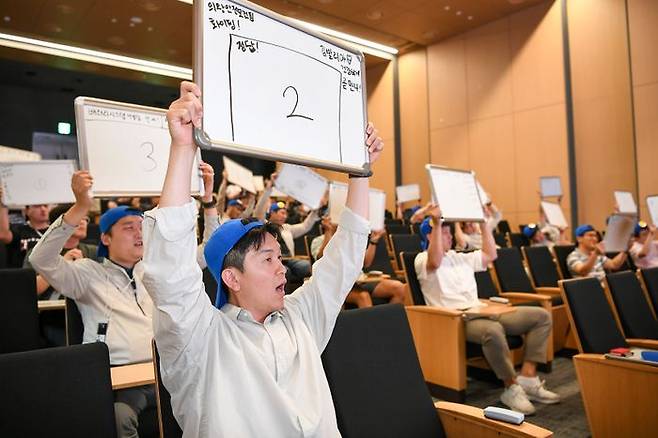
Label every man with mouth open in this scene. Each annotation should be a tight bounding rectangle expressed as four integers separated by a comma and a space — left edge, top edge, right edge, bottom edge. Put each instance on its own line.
141, 81, 383, 437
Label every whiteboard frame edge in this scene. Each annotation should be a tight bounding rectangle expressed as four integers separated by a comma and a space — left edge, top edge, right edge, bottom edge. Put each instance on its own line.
74, 96, 204, 197
193, 0, 371, 176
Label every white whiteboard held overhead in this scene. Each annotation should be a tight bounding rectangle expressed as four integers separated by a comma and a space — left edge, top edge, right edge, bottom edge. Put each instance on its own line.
194, 0, 369, 175
252, 175, 265, 192
614, 190, 637, 215
540, 201, 568, 229
396, 184, 420, 204
603, 214, 635, 253
540, 176, 562, 198
647, 195, 658, 227
0, 160, 76, 208
329, 182, 385, 230
75, 97, 203, 197
425, 165, 484, 222
0, 145, 41, 162
223, 156, 257, 194
274, 163, 328, 210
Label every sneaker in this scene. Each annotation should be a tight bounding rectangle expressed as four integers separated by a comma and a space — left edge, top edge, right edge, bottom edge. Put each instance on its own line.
500, 384, 536, 415
517, 377, 561, 405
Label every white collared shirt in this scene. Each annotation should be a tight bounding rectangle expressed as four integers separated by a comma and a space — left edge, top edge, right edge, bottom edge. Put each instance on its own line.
415, 250, 485, 310
28, 215, 154, 365
142, 200, 369, 437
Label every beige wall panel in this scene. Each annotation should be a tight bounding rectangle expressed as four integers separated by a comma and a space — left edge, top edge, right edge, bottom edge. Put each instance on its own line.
633, 82, 658, 221
365, 61, 396, 212
426, 38, 468, 130
627, 0, 658, 86
461, 15, 509, 39
568, 0, 637, 229
399, 49, 431, 203
465, 31, 513, 121
510, 1, 565, 111
468, 115, 517, 219
429, 124, 470, 170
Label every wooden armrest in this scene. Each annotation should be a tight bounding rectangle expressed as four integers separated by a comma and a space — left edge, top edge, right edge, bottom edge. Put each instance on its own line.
627, 339, 658, 349
405, 305, 463, 317
394, 269, 405, 278
534, 287, 561, 296
436, 401, 553, 438
499, 292, 552, 302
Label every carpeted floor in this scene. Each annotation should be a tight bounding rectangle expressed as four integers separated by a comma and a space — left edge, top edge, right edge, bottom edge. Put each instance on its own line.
438, 355, 591, 437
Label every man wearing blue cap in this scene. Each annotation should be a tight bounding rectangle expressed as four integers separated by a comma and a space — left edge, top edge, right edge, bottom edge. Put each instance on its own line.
415, 205, 558, 414
141, 81, 383, 437
566, 224, 628, 280
629, 221, 658, 269
523, 224, 549, 247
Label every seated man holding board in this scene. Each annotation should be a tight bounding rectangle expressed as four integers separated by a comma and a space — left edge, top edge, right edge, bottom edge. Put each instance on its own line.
415, 205, 559, 415
142, 81, 383, 436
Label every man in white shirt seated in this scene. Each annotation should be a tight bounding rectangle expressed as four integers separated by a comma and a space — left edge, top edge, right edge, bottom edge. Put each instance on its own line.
414, 207, 559, 415
630, 221, 658, 269
567, 224, 628, 280
141, 81, 384, 437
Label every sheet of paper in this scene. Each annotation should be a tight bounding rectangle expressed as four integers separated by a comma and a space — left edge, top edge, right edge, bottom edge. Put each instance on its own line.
395, 184, 420, 204
603, 214, 635, 253
647, 196, 658, 227
274, 163, 328, 210
223, 156, 256, 194
541, 201, 568, 229
540, 176, 562, 197
252, 175, 264, 192
614, 191, 637, 215
0, 145, 41, 162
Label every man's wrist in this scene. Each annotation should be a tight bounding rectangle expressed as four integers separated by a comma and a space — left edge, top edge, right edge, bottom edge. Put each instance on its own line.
201, 194, 217, 209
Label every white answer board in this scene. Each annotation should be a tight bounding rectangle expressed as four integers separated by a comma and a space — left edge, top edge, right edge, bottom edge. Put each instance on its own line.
603, 214, 635, 253
541, 201, 568, 229
425, 165, 485, 222
540, 176, 562, 198
614, 191, 637, 215
75, 97, 203, 197
223, 156, 257, 194
0, 145, 41, 162
195, 0, 369, 175
0, 160, 76, 208
252, 175, 265, 192
274, 163, 327, 210
329, 182, 385, 231
396, 184, 420, 204
648, 195, 658, 227
476, 180, 490, 206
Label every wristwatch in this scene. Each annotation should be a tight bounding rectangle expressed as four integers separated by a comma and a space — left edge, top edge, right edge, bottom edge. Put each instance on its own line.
201, 195, 217, 209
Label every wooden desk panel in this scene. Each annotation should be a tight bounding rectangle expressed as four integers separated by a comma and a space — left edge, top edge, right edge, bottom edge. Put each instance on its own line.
111, 362, 155, 390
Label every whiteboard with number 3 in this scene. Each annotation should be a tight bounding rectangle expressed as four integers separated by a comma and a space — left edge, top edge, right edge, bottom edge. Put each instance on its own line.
194, 0, 369, 175
75, 97, 204, 197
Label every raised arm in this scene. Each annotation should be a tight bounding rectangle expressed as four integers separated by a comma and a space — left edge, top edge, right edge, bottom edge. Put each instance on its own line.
480, 217, 498, 266
425, 206, 444, 272
215, 169, 228, 214
197, 161, 220, 269
0, 188, 13, 244
253, 173, 276, 221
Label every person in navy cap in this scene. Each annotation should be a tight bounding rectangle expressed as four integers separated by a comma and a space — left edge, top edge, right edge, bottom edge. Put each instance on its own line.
629, 221, 658, 269
142, 81, 384, 437
566, 224, 628, 280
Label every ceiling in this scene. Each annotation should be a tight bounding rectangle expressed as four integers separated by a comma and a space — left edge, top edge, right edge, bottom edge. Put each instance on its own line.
0, 0, 547, 85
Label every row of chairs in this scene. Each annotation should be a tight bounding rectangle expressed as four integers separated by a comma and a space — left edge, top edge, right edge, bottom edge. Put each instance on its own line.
0, 305, 552, 437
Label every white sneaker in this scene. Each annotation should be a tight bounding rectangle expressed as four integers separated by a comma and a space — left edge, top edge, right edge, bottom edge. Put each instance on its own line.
500, 384, 536, 415
517, 377, 561, 405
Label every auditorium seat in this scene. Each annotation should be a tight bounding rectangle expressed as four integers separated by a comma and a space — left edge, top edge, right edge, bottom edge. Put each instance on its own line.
0, 268, 41, 354
605, 271, 658, 340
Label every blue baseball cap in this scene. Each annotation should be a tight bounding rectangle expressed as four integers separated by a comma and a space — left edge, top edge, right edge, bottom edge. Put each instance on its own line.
204, 218, 264, 309
634, 221, 649, 237
419, 217, 433, 250
227, 199, 244, 209
523, 224, 539, 238
575, 224, 595, 237
97, 206, 143, 258
269, 201, 286, 214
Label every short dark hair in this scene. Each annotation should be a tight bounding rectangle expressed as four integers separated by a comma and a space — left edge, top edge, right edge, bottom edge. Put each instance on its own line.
222, 221, 281, 274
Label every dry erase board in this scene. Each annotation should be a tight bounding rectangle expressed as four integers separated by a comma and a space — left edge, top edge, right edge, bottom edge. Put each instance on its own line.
274, 163, 328, 210
425, 165, 485, 222
540, 176, 562, 198
329, 182, 385, 230
614, 190, 637, 215
0, 145, 41, 162
194, 0, 369, 175
603, 214, 635, 253
648, 195, 658, 227
541, 201, 568, 229
75, 97, 203, 197
396, 184, 420, 204
0, 160, 76, 208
